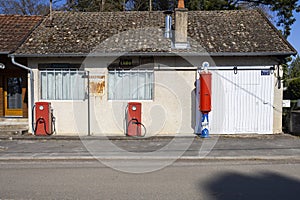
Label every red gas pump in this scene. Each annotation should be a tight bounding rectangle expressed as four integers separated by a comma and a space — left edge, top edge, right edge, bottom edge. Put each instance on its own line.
126, 102, 145, 137
199, 71, 212, 113
199, 70, 212, 138
34, 102, 55, 136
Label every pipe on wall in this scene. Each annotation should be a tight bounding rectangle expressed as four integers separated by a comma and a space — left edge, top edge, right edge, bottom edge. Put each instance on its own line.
11, 56, 35, 134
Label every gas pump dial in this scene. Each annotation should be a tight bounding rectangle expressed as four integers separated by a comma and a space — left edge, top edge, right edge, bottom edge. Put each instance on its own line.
132, 105, 137, 111
39, 105, 44, 110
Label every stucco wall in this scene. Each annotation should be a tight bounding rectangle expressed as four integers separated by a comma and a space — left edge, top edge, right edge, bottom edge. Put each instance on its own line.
27, 56, 281, 135
273, 65, 283, 134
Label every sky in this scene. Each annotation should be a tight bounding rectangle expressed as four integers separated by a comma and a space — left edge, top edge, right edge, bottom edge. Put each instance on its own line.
287, 11, 300, 58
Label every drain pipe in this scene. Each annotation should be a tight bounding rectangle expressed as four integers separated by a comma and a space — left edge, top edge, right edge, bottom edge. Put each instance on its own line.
11, 56, 35, 134
87, 71, 90, 136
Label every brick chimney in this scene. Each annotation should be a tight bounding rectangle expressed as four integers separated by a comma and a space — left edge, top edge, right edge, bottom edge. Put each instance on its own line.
177, 0, 185, 9
174, 0, 189, 48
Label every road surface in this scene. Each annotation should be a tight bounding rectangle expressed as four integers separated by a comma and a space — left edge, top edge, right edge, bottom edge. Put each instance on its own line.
0, 160, 299, 200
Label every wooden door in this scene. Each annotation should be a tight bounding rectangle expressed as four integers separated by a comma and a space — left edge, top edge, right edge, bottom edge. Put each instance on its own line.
4, 77, 23, 117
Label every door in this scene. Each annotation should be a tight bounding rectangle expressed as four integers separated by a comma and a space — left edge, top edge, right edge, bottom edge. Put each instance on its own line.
4, 77, 23, 117
209, 69, 274, 134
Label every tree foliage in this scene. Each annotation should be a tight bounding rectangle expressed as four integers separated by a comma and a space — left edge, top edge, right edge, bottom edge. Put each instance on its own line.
285, 56, 300, 100
290, 56, 300, 79
0, 0, 51, 15
288, 78, 300, 100
65, 0, 127, 12
186, 0, 236, 10
0, 0, 66, 15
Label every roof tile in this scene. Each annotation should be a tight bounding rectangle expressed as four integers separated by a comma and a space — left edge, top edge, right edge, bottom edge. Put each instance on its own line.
0, 15, 43, 53
13, 10, 296, 56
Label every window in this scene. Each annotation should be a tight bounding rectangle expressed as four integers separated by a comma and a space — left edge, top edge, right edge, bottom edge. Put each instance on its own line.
40, 69, 86, 100
108, 68, 154, 100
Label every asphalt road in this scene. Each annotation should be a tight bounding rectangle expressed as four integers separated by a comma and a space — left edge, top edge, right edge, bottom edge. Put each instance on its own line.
0, 160, 299, 200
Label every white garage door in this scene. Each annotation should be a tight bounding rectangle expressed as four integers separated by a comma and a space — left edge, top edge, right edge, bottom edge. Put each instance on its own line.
209, 68, 274, 134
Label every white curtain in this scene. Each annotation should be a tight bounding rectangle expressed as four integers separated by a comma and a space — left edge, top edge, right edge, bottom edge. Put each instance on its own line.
108, 69, 153, 100
41, 70, 85, 100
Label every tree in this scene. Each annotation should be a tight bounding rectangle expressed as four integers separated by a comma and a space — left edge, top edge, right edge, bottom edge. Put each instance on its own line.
0, 0, 47, 15
0, 0, 64, 15
152, 0, 176, 11
290, 56, 300, 79
288, 78, 300, 100
284, 56, 300, 100
186, 0, 236, 10
66, 0, 127, 12
130, 0, 148, 11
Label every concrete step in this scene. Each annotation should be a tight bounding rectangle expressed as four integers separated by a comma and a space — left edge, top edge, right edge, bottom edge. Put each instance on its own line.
0, 118, 28, 122
0, 118, 29, 136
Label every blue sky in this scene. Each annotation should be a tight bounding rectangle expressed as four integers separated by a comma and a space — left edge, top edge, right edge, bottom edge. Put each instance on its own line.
288, 11, 300, 58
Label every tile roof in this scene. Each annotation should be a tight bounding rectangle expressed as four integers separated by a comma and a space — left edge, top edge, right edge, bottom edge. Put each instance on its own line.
13, 10, 296, 57
0, 15, 43, 53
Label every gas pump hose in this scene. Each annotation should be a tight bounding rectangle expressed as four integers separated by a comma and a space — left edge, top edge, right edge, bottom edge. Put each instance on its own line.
126, 118, 146, 137
33, 118, 54, 135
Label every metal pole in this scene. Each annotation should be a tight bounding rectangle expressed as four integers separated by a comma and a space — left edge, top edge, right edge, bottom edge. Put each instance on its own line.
149, 0, 152, 11
87, 71, 91, 136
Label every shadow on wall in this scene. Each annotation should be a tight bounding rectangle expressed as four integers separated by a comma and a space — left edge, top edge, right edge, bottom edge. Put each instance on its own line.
203, 171, 300, 200
191, 79, 201, 133
191, 87, 196, 132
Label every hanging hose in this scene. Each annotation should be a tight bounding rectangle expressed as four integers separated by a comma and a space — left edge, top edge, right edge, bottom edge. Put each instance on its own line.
51, 111, 56, 134
124, 104, 129, 135
33, 117, 56, 136
126, 118, 147, 138
34, 118, 53, 135
31, 104, 36, 134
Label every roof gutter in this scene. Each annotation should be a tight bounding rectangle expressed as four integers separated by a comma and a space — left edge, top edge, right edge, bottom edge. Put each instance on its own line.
0, 52, 10, 54
10, 51, 297, 58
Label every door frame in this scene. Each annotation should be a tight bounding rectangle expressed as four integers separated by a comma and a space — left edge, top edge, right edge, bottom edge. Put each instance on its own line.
4, 76, 24, 117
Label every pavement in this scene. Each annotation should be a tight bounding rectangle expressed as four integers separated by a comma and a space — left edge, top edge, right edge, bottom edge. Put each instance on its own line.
0, 133, 299, 161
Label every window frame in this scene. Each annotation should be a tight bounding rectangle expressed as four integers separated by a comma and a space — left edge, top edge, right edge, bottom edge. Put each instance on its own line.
39, 68, 86, 101
108, 68, 154, 101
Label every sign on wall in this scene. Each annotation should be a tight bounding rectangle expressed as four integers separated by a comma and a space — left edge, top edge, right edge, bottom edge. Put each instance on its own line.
89, 74, 105, 98
283, 100, 291, 108
261, 70, 271, 76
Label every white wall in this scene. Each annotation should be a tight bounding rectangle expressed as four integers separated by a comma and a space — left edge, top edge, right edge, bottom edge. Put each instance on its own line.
27, 56, 280, 136
80, 68, 196, 136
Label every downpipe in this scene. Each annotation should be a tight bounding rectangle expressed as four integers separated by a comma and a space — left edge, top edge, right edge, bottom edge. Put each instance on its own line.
11, 56, 35, 134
